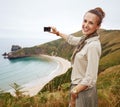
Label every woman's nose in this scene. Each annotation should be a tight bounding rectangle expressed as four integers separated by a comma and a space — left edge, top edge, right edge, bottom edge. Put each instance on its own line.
84, 22, 89, 28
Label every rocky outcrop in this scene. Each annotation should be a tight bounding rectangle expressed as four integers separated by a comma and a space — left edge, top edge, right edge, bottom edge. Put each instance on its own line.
3, 45, 23, 59
11, 45, 22, 51
7, 52, 28, 59
2, 52, 8, 56
2, 52, 8, 58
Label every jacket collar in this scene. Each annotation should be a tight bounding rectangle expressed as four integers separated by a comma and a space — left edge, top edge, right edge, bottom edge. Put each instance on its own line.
85, 35, 100, 43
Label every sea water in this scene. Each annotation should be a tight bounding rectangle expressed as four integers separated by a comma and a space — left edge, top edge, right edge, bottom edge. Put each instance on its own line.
0, 38, 58, 91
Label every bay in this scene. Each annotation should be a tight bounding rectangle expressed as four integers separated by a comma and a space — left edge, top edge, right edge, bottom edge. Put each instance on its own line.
0, 38, 58, 91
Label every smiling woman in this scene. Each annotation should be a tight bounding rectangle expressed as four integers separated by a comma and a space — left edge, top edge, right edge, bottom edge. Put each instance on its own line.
46, 7, 105, 107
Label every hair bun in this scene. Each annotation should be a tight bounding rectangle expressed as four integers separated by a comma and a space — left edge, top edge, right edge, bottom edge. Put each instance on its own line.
95, 7, 105, 18
88, 7, 105, 25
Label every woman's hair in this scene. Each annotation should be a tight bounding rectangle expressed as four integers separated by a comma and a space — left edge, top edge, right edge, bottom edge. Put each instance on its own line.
88, 7, 105, 25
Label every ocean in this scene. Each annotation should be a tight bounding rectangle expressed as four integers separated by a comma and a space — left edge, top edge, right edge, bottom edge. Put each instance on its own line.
0, 38, 58, 91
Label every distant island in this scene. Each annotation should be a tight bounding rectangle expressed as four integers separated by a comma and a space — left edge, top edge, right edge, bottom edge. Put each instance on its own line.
2, 45, 22, 59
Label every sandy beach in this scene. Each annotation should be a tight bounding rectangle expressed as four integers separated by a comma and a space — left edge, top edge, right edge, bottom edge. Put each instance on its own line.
8, 55, 71, 97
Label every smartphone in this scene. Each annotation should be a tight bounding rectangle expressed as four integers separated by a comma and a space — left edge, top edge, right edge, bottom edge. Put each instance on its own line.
44, 27, 51, 32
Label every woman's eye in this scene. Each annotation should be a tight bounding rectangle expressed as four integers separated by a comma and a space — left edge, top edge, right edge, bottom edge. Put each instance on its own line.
84, 20, 87, 23
89, 21, 94, 25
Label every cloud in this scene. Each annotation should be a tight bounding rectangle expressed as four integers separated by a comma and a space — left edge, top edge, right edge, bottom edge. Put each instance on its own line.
0, 0, 120, 38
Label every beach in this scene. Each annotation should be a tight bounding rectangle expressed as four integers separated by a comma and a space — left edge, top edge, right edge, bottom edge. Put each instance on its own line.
8, 55, 71, 97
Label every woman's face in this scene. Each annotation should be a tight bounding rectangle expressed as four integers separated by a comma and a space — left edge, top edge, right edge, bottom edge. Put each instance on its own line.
82, 12, 100, 36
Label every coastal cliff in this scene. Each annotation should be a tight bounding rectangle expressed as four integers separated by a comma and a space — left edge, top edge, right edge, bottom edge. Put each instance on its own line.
1, 29, 120, 107
7, 46, 44, 59
7, 29, 120, 71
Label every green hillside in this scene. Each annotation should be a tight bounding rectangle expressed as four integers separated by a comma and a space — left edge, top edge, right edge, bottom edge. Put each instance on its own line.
37, 29, 120, 71
1, 29, 120, 107
99, 30, 120, 71
8, 29, 120, 72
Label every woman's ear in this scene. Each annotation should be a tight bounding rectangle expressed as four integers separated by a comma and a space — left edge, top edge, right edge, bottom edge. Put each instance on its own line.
97, 24, 101, 30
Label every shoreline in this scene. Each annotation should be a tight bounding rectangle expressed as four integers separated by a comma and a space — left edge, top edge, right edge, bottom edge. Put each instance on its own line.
8, 54, 71, 97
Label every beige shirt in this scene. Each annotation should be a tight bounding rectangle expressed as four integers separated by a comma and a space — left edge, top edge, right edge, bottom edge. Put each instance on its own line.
66, 35, 101, 87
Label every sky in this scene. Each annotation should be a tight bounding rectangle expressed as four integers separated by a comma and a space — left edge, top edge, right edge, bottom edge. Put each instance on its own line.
0, 0, 120, 39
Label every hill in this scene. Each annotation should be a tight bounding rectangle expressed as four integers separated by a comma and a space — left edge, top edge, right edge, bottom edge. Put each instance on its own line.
1, 29, 120, 107
8, 29, 120, 72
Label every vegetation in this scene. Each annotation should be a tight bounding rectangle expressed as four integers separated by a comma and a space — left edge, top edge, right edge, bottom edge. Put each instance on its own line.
97, 65, 120, 107
0, 29, 120, 107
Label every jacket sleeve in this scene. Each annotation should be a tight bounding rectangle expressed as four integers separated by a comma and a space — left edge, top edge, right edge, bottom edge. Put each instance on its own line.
66, 35, 81, 46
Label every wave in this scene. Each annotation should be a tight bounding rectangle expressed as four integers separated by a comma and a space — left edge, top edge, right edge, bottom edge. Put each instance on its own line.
0, 56, 58, 91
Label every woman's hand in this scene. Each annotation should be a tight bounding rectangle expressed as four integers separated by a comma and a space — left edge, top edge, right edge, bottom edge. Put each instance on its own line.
50, 26, 60, 36
71, 87, 78, 99
70, 93, 78, 107
69, 87, 78, 107
46, 26, 68, 40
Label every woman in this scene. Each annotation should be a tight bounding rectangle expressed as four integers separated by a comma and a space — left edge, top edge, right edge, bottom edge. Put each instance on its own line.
48, 7, 105, 107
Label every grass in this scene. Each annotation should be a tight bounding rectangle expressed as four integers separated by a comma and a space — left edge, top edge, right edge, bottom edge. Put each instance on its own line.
0, 65, 119, 107
1, 29, 120, 107
99, 50, 120, 71
97, 65, 120, 107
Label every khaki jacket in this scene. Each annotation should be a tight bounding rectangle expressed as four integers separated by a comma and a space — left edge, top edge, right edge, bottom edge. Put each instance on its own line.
66, 35, 101, 88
